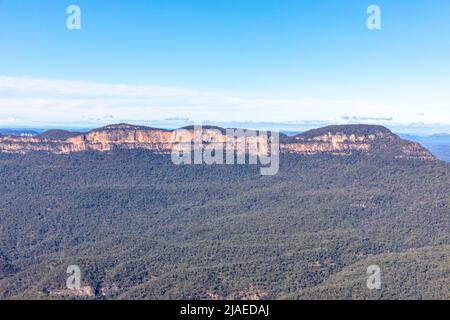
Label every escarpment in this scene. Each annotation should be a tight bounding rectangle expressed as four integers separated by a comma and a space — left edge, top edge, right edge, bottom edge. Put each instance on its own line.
283, 125, 435, 160
0, 123, 436, 160
0, 124, 174, 154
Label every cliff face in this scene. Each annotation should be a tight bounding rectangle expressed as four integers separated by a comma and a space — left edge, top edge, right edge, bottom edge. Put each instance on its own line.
0, 123, 436, 160
0, 124, 174, 154
63, 124, 174, 153
284, 125, 435, 160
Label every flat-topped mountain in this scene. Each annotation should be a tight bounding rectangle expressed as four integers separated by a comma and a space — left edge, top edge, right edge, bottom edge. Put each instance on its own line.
0, 135, 448, 300
0, 124, 448, 300
0, 123, 436, 160
284, 124, 435, 160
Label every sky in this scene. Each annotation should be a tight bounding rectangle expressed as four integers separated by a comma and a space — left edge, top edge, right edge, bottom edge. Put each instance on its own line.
0, 0, 449, 133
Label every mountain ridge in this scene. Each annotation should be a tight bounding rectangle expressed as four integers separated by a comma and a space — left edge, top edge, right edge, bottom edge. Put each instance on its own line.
0, 123, 436, 160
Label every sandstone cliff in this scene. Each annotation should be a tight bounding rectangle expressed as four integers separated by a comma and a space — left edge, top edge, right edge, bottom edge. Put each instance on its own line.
0, 123, 436, 160
283, 125, 435, 160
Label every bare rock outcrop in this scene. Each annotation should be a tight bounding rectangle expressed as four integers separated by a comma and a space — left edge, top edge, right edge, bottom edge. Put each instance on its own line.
0, 123, 436, 160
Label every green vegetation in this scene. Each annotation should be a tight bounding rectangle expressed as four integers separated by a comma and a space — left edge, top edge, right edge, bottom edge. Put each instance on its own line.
0, 151, 448, 299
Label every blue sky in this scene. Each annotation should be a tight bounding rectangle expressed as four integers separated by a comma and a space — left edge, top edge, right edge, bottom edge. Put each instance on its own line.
0, 0, 449, 132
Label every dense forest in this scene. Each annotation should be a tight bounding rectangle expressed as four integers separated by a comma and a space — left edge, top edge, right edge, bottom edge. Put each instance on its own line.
0, 150, 449, 299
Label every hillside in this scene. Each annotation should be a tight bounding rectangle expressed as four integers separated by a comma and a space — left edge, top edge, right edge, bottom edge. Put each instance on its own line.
37, 130, 82, 140
0, 124, 436, 161
400, 134, 450, 162
0, 131, 448, 299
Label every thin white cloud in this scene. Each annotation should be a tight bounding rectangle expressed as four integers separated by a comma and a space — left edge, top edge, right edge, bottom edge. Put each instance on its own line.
0, 76, 448, 128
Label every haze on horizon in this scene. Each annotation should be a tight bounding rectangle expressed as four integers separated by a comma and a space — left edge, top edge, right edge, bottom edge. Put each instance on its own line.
0, 0, 449, 134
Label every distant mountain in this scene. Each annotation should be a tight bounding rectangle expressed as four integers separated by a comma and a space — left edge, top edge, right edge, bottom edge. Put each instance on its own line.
0, 128, 41, 136
400, 134, 450, 162
0, 123, 447, 300
0, 123, 436, 160
37, 129, 82, 140
286, 125, 435, 160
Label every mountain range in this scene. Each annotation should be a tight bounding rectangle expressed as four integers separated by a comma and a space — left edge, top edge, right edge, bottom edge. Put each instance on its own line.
0, 124, 448, 300
0, 123, 436, 160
